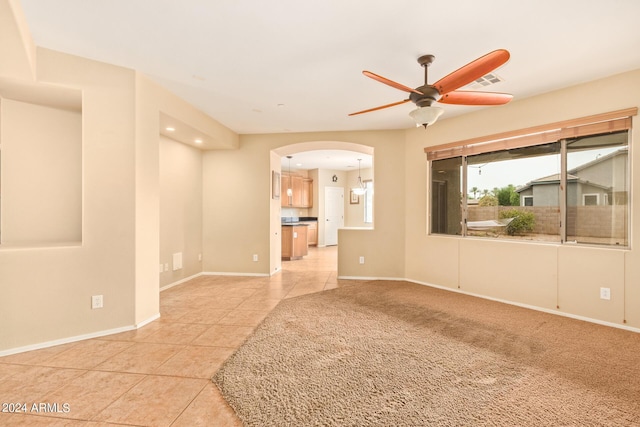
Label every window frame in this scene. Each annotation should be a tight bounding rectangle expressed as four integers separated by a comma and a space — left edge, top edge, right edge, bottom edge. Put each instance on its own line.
363, 179, 373, 224
582, 193, 600, 206
425, 108, 636, 248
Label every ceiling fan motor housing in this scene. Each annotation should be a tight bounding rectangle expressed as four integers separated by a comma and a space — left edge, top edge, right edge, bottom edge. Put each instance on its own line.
410, 86, 441, 107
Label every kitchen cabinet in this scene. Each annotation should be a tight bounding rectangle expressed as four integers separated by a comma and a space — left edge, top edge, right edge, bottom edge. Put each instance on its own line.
281, 224, 308, 260
281, 174, 313, 208
302, 221, 317, 246
301, 178, 313, 208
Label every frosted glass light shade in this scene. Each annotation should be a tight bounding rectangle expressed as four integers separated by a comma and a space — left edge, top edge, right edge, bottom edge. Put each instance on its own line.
409, 106, 444, 128
352, 186, 366, 195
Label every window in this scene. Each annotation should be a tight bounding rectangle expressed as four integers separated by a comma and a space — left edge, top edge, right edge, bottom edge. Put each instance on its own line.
566, 132, 628, 245
364, 180, 374, 224
583, 194, 599, 206
426, 109, 634, 247
430, 157, 462, 235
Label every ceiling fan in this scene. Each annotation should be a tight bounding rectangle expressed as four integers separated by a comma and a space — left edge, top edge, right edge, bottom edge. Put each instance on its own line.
349, 49, 512, 128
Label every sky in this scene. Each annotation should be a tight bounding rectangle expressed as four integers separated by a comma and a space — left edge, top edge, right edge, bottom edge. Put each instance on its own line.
466, 146, 620, 196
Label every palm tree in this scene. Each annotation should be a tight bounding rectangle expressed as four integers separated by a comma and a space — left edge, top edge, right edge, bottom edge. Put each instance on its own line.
470, 186, 479, 199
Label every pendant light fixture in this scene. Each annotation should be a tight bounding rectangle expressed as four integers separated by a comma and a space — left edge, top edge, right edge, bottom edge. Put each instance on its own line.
286, 156, 293, 197
352, 159, 367, 196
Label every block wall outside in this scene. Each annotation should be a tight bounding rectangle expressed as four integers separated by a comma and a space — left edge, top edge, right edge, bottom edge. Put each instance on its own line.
468, 205, 626, 239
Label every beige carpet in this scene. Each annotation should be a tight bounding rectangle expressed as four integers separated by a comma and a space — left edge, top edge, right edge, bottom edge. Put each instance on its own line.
212, 281, 640, 426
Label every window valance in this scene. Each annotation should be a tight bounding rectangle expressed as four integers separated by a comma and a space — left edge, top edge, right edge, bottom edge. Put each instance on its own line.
424, 108, 637, 161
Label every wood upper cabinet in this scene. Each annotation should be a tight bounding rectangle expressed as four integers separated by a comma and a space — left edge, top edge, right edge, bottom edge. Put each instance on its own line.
281, 173, 313, 208
281, 175, 291, 207
301, 178, 313, 208
291, 176, 303, 207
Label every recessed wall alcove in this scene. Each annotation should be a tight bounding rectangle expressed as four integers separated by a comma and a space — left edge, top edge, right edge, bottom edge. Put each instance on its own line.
0, 81, 82, 246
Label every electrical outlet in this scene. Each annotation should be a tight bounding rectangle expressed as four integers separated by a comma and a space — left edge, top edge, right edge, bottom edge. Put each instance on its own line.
91, 295, 104, 309
359, 256, 365, 264
198, 253, 202, 261
253, 254, 259, 262
600, 287, 611, 300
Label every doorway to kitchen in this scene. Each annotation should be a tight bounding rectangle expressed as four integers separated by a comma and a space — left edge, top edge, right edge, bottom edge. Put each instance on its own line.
270, 141, 374, 276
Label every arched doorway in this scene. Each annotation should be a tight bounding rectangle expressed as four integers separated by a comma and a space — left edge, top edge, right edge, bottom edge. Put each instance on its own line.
270, 141, 374, 275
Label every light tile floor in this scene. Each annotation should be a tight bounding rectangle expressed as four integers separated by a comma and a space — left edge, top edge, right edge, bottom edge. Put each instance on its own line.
0, 246, 349, 426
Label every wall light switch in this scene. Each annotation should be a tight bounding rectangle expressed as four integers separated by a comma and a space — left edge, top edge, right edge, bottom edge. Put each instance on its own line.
253, 254, 259, 262
173, 252, 183, 271
359, 256, 365, 264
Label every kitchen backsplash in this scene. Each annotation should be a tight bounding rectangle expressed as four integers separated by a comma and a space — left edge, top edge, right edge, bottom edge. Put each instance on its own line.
281, 207, 310, 218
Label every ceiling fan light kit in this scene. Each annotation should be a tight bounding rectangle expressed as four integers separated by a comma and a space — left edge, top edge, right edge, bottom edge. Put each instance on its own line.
409, 106, 444, 128
349, 49, 513, 129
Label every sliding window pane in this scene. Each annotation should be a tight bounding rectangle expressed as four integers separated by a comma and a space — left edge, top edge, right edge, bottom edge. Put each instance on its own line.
466, 143, 561, 242
430, 157, 462, 235
566, 131, 628, 246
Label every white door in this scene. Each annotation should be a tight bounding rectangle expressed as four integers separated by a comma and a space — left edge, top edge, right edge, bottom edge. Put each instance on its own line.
324, 187, 344, 246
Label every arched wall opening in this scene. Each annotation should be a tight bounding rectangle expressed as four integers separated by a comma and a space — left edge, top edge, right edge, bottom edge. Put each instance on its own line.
270, 141, 374, 275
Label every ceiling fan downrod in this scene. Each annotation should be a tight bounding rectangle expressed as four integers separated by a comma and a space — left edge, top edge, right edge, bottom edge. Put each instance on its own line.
410, 54, 440, 108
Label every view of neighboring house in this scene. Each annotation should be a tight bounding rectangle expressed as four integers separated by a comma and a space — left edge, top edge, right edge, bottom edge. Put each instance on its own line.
517, 148, 628, 207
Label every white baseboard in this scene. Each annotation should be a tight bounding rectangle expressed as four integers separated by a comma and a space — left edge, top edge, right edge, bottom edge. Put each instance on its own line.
337, 275, 406, 281
6, 274, 635, 357
136, 313, 161, 328
0, 313, 161, 358
160, 273, 203, 292
335, 275, 640, 335
406, 278, 640, 334
161, 271, 272, 292
202, 271, 270, 277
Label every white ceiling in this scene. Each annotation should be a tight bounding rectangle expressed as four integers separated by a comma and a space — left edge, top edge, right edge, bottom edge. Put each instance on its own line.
282, 150, 372, 172
18, 0, 640, 135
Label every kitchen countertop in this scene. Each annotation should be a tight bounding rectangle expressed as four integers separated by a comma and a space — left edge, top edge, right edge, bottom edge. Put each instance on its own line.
281, 216, 317, 226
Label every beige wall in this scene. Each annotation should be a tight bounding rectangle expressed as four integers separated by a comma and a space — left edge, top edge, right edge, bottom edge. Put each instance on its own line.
0, 0, 36, 80
202, 141, 271, 275
404, 69, 640, 330
1, 99, 81, 245
0, 48, 139, 352
159, 135, 203, 288
0, 2, 237, 353
202, 132, 404, 277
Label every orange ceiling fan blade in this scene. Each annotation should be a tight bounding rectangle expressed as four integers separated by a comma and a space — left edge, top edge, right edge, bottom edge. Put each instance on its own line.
348, 99, 411, 116
433, 49, 510, 95
438, 91, 513, 105
363, 71, 424, 95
